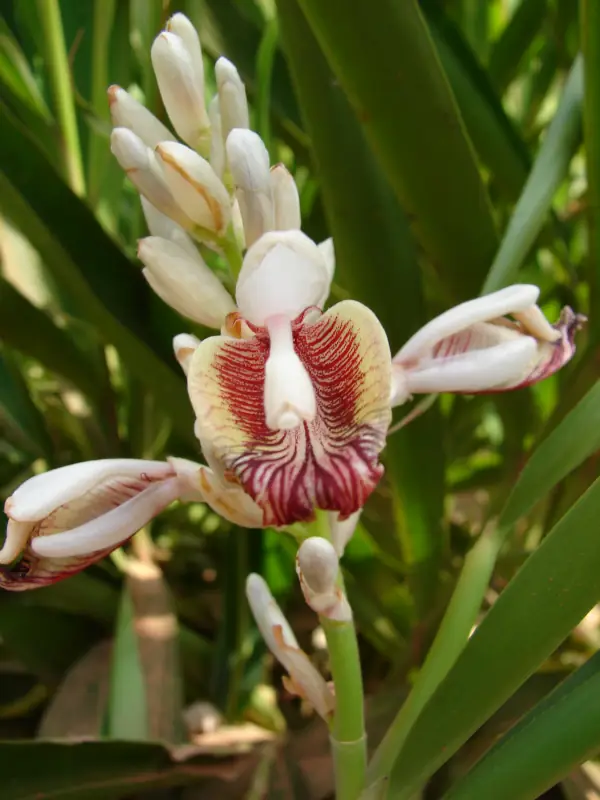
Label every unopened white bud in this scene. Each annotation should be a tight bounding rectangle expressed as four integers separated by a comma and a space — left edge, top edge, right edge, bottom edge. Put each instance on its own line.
215, 57, 249, 145
108, 85, 175, 148
270, 164, 301, 231
296, 537, 352, 622
226, 129, 273, 247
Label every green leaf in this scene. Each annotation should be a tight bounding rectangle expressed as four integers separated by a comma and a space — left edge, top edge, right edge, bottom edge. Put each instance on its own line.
278, 0, 445, 609
296, 0, 498, 299
368, 378, 600, 783
488, 0, 548, 94
0, 277, 102, 403
422, 1, 530, 200
0, 107, 195, 442
0, 348, 52, 459
388, 475, 600, 798
581, 0, 600, 339
444, 650, 600, 800
483, 55, 583, 293
498, 379, 600, 530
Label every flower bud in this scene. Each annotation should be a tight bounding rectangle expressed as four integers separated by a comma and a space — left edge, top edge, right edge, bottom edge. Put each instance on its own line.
246, 573, 334, 719
226, 129, 273, 247
0, 460, 183, 590
140, 197, 198, 258
296, 537, 352, 622
173, 333, 201, 375
270, 164, 301, 231
110, 128, 194, 230
155, 142, 231, 237
215, 57, 249, 144
108, 85, 175, 148
138, 236, 235, 328
151, 28, 210, 153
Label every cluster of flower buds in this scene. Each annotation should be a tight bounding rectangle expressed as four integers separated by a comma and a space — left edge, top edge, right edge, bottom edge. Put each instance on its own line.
0, 12, 586, 591
246, 531, 355, 720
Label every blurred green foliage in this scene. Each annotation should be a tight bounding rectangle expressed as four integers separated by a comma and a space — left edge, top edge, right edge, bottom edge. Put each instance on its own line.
0, 0, 598, 797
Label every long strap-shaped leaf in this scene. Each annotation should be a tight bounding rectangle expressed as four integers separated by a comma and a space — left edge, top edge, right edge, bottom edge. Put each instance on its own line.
483, 56, 583, 293
388, 474, 600, 798
443, 649, 600, 799
278, 0, 445, 608
296, 0, 498, 299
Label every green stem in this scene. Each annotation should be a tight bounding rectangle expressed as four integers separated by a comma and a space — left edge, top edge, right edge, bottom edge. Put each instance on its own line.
367, 527, 504, 785
37, 0, 86, 196
322, 613, 367, 800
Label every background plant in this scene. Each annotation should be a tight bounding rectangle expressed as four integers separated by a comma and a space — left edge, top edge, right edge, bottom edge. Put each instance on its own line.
0, 0, 598, 798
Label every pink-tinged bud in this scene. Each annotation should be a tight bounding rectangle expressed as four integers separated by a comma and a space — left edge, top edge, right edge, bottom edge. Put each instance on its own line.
226, 129, 274, 247
110, 128, 195, 230
151, 27, 210, 153
0, 460, 183, 591
107, 85, 175, 148
155, 142, 231, 237
296, 537, 352, 622
138, 236, 235, 328
391, 285, 586, 405
215, 57, 249, 144
246, 574, 334, 719
270, 164, 301, 231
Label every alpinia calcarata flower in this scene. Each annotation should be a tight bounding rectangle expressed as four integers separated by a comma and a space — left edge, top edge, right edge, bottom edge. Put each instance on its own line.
187, 230, 392, 526
246, 573, 334, 719
0, 458, 261, 591
226, 129, 274, 247
390, 285, 586, 406
296, 537, 352, 622
138, 236, 235, 328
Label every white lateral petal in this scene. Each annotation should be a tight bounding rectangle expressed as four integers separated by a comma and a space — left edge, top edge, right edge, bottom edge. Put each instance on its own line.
236, 230, 329, 325
328, 509, 361, 556
31, 478, 181, 558
6, 459, 173, 522
270, 164, 301, 231
405, 337, 538, 394
108, 85, 175, 148
395, 285, 540, 363
138, 236, 235, 327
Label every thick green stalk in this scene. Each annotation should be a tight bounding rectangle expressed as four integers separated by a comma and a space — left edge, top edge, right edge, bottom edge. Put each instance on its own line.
37, 0, 86, 196
322, 612, 367, 800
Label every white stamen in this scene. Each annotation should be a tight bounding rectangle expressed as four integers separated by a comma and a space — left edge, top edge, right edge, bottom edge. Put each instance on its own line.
264, 315, 316, 430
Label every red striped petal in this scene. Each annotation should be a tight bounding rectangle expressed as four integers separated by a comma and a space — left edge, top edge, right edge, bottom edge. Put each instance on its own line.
188, 301, 391, 526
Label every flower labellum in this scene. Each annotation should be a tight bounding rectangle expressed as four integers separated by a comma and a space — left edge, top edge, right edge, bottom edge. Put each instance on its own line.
391, 285, 586, 405
138, 236, 235, 328
246, 573, 334, 719
296, 537, 352, 622
155, 142, 231, 238
188, 231, 392, 526
0, 460, 182, 591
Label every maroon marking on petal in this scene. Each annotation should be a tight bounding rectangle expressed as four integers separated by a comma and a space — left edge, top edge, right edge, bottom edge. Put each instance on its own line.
0, 544, 120, 592
213, 311, 388, 526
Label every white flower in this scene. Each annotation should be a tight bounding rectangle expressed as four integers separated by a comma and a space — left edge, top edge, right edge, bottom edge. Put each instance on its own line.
215, 57, 249, 145
226, 129, 274, 247
138, 236, 235, 328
